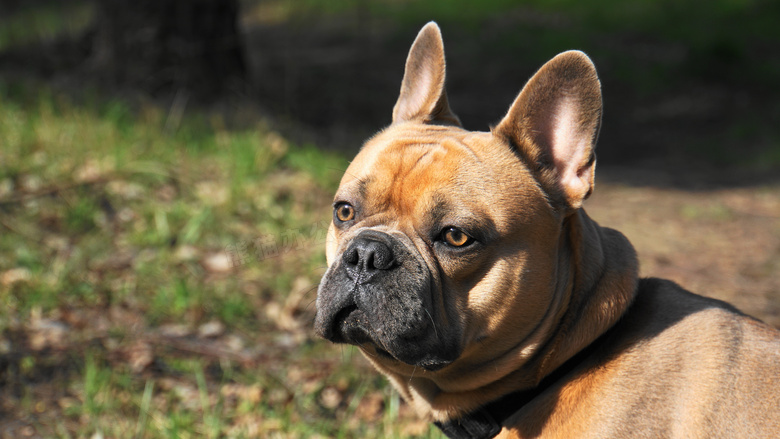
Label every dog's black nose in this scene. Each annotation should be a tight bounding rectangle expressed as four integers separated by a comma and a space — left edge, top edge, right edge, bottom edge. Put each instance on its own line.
342, 234, 396, 280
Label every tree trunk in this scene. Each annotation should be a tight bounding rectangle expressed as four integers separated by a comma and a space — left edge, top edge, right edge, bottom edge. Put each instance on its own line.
90, 0, 246, 100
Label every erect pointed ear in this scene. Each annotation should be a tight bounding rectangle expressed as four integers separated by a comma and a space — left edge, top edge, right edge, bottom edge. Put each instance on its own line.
495, 51, 602, 211
392, 22, 461, 126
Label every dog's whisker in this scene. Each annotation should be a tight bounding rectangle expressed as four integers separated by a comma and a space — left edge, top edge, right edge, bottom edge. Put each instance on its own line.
424, 308, 439, 340
302, 284, 319, 296
303, 297, 318, 313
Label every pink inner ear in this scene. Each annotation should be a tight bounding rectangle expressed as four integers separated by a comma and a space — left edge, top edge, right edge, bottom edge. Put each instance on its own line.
549, 95, 593, 201
396, 60, 436, 122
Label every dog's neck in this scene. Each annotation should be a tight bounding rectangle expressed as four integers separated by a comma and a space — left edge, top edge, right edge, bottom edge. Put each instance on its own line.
531, 208, 639, 383
382, 208, 639, 422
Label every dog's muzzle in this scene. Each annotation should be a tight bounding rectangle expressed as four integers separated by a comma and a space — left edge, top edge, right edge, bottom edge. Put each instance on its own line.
315, 229, 458, 370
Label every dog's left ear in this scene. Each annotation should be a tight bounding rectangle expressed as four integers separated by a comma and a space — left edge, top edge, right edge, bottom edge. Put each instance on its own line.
392, 22, 461, 126
495, 51, 602, 210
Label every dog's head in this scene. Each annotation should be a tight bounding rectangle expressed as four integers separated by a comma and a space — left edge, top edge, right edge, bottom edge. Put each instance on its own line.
314, 22, 602, 386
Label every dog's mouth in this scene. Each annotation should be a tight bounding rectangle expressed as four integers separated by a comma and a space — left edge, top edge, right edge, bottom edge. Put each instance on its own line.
330, 304, 371, 345
327, 303, 454, 372
329, 305, 405, 363
333, 307, 393, 359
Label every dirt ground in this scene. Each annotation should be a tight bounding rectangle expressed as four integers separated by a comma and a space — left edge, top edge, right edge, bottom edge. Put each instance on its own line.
589, 170, 780, 328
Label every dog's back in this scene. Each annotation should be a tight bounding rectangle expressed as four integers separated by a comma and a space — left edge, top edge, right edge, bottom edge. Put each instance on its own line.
504, 278, 780, 438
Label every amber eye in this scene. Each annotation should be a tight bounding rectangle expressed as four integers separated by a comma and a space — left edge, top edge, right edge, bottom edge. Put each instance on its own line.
334, 202, 355, 222
442, 227, 473, 247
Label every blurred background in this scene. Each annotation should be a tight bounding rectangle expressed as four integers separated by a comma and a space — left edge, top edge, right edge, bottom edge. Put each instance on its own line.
0, 0, 778, 437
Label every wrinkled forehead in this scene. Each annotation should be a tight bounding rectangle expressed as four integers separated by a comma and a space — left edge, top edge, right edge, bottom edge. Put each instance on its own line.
339, 125, 486, 214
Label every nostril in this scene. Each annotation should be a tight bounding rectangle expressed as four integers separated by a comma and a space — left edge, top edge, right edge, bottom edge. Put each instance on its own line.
344, 247, 360, 266
370, 245, 393, 270
364, 240, 394, 270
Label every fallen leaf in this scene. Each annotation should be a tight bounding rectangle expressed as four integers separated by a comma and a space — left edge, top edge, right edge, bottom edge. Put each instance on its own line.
175, 245, 200, 261
195, 181, 229, 206
159, 323, 191, 338
1, 268, 31, 286
319, 387, 342, 409
355, 392, 384, 422
29, 318, 69, 351
198, 320, 225, 338
202, 252, 232, 273
127, 341, 154, 373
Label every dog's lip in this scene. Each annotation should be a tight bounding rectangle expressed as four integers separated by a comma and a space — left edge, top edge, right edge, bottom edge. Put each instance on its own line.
375, 347, 394, 360
331, 304, 374, 345
333, 304, 358, 333
373, 345, 453, 371
329, 305, 455, 371
417, 358, 452, 372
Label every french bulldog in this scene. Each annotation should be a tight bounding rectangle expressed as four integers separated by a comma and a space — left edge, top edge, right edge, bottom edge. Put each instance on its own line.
314, 22, 780, 438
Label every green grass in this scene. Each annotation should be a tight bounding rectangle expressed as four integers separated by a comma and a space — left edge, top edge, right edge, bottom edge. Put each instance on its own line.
0, 83, 445, 437
0, 1, 93, 51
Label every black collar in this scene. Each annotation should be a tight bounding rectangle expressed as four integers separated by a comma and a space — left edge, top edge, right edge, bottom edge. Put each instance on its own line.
433, 323, 619, 439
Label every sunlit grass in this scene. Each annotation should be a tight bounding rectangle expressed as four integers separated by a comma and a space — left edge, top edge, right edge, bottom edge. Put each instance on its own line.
0, 83, 446, 437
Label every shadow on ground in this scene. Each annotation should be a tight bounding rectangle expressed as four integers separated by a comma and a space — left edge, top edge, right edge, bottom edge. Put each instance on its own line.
1, 1, 779, 188
243, 13, 780, 188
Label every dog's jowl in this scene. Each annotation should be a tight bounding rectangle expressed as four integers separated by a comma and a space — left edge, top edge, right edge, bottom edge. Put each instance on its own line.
314, 22, 780, 439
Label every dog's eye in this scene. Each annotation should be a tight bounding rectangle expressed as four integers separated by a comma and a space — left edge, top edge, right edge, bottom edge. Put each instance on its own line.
441, 227, 473, 247
334, 202, 356, 222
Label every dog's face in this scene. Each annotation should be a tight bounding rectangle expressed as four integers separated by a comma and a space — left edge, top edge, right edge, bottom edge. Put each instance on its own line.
315, 22, 602, 390
315, 124, 557, 372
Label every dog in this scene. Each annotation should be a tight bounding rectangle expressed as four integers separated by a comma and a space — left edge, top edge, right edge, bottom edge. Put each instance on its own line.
314, 22, 780, 438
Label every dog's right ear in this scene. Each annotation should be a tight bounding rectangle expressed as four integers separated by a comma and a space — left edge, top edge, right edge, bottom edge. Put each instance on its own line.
392, 22, 461, 126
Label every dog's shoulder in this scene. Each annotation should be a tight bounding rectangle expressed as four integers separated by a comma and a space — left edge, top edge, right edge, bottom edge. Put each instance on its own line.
508, 278, 780, 437
635, 278, 772, 327
539, 278, 780, 437
615, 277, 780, 351
606, 277, 780, 406
633, 277, 743, 323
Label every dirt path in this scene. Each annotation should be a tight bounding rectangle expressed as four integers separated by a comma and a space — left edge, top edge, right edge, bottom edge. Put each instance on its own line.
589, 170, 780, 327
